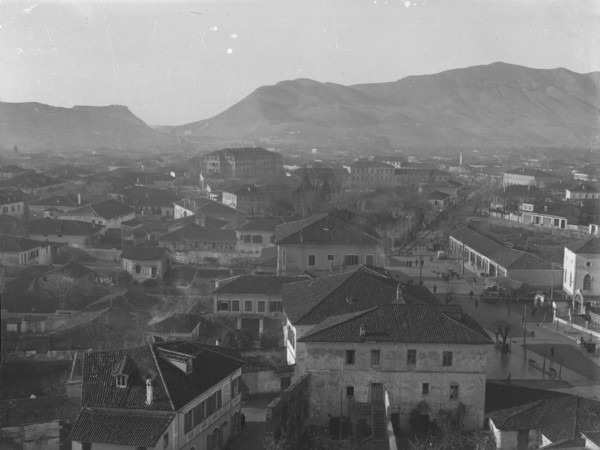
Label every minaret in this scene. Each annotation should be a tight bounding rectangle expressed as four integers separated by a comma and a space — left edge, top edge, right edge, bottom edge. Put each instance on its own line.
459, 151, 463, 166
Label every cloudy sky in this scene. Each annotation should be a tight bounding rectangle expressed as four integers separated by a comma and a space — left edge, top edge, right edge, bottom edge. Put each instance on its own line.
1, 0, 598, 125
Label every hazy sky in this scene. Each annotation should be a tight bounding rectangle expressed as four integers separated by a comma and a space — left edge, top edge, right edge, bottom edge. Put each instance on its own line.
1, 0, 599, 125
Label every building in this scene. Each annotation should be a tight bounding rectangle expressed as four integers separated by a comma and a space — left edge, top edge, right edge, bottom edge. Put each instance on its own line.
221, 183, 266, 215
69, 341, 245, 450
563, 238, 600, 314
566, 183, 600, 201
448, 227, 562, 290
148, 313, 213, 341
281, 266, 439, 372
26, 218, 101, 247
59, 199, 136, 232
0, 234, 52, 266
236, 216, 282, 255
427, 190, 451, 211
212, 275, 308, 337
0, 188, 25, 217
159, 223, 237, 265
343, 160, 395, 188
502, 168, 559, 188
274, 214, 386, 276
201, 147, 283, 179
0, 172, 66, 198
120, 246, 171, 282
299, 303, 492, 433
394, 168, 451, 187
109, 185, 179, 218
173, 197, 247, 230
0, 165, 29, 179
28, 195, 82, 219
488, 392, 600, 450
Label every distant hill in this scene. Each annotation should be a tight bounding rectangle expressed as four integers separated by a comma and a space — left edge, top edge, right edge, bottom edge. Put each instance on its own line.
174, 62, 600, 150
0, 102, 174, 152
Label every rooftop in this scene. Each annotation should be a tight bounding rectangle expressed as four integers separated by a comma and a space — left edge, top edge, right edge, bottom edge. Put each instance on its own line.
212, 274, 309, 295
120, 246, 170, 261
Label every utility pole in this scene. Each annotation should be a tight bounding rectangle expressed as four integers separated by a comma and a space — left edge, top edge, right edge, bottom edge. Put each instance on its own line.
419, 254, 423, 284
523, 303, 527, 360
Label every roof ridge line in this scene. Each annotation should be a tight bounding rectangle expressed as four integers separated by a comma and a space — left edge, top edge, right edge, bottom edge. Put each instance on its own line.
302, 306, 378, 339
295, 270, 357, 323
149, 343, 176, 411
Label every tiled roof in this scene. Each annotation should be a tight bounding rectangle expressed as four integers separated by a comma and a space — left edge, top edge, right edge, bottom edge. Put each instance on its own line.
0, 234, 46, 252
69, 408, 174, 447
26, 218, 100, 236
212, 275, 309, 295
274, 214, 380, 246
566, 237, 600, 254
28, 195, 79, 207
450, 227, 554, 270
239, 216, 284, 232
120, 246, 170, 261
298, 303, 492, 344
64, 199, 134, 220
0, 172, 63, 189
159, 223, 236, 243
83, 290, 162, 313
47, 261, 95, 279
489, 395, 600, 448
504, 168, 556, 177
282, 266, 435, 325
150, 313, 205, 334
255, 246, 278, 267
428, 190, 450, 200
567, 183, 600, 193
81, 341, 245, 411
0, 188, 26, 204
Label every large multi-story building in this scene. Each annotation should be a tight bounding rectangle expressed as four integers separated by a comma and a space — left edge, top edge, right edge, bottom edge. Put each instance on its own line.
69, 341, 245, 450
202, 147, 283, 179
299, 303, 492, 433
343, 160, 395, 188
502, 168, 559, 188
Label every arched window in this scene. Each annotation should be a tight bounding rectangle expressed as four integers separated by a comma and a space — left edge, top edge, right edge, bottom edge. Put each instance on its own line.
583, 274, 592, 290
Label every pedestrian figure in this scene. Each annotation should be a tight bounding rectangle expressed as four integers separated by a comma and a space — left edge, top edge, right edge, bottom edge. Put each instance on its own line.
507, 373, 511, 384
475, 299, 479, 309
241, 412, 246, 430
433, 284, 437, 293
415, 259, 419, 266
469, 290, 474, 299
530, 330, 535, 340
550, 346, 554, 357
494, 329, 499, 344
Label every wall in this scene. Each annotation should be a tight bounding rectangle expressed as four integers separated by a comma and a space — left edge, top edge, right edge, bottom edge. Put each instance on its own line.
214, 292, 283, 319
1, 421, 60, 450
508, 268, 563, 290
122, 256, 168, 282
304, 342, 488, 432
489, 419, 518, 450
242, 369, 293, 394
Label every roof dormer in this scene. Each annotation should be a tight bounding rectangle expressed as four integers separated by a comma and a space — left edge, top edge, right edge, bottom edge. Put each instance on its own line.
111, 356, 134, 388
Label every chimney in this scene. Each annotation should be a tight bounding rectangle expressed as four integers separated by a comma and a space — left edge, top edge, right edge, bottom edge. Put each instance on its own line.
77, 193, 81, 205
359, 323, 366, 340
146, 377, 153, 405
544, 205, 548, 212
395, 283, 402, 303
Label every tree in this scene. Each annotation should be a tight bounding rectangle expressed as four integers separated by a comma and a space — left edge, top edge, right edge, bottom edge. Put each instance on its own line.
493, 318, 513, 351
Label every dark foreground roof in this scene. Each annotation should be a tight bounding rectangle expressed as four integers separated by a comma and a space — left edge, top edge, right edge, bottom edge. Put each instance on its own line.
299, 303, 492, 345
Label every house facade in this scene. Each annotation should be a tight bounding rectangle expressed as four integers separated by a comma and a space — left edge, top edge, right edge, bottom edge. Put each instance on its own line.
159, 223, 237, 265
26, 218, 101, 247
69, 341, 245, 450
563, 238, 600, 314
502, 168, 558, 188
236, 217, 282, 255
0, 234, 52, 266
343, 160, 395, 188
299, 304, 492, 433
0, 189, 25, 217
59, 199, 135, 232
201, 147, 283, 179
120, 247, 171, 282
274, 214, 386, 276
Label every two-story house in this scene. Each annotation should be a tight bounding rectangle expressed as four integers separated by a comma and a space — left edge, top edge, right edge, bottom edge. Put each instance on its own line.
159, 223, 237, 265
0, 172, 67, 198
59, 199, 135, 233
120, 247, 171, 282
0, 188, 26, 217
236, 217, 282, 255
69, 340, 245, 450
274, 214, 386, 276
298, 303, 492, 434
563, 238, 600, 314
109, 185, 179, 218
26, 218, 102, 247
565, 183, 600, 201
220, 184, 266, 216
0, 234, 52, 266
212, 275, 308, 338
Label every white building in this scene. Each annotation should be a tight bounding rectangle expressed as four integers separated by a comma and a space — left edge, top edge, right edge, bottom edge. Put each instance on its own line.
563, 238, 600, 314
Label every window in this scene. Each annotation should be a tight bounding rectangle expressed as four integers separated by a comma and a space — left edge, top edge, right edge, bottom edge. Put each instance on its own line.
422, 383, 429, 395
195, 241, 199, 249
135, 265, 141, 274
407, 349, 417, 365
449, 383, 459, 400
442, 351, 453, 367
245, 300, 253, 312
186, 359, 193, 374
151, 266, 157, 277
116, 375, 127, 388
308, 255, 316, 266
163, 433, 169, 448
184, 409, 193, 433
252, 235, 263, 243
231, 300, 240, 312
584, 274, 592, 290
345, 350, 355, 365
344, 255, 359, 265
365, 254, 374, 266
327, 254, 335, 266
371, 350, 380, 366
346, 386, 354, 396
257, 301, 266, 313
217, 301, 230, 311
82, 443, 91, 450
243, 235, 251, 243
270, 301, 283, 312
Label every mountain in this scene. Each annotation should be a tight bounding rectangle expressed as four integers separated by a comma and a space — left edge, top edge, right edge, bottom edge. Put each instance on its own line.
0, 103, 174, 152
174, 62, 600, 150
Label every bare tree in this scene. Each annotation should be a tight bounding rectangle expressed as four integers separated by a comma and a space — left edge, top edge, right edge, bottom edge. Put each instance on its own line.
493, 318, 513, 350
